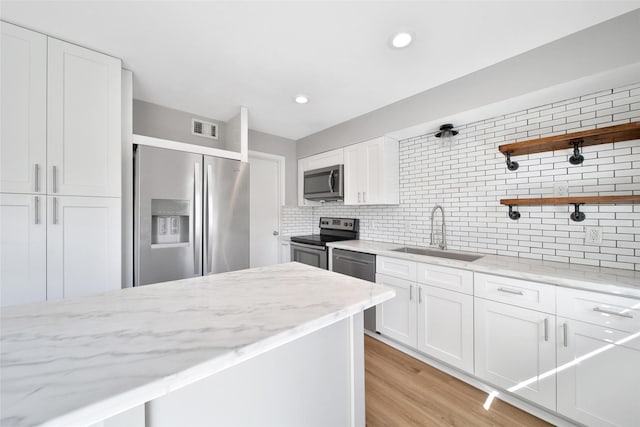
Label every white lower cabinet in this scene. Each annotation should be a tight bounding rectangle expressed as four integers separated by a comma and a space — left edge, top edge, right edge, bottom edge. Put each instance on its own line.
0, 194, 47, 306
47, 196, 121, 300
279, 241, 291, 263
417, 285, 474, 373
375, 258, 474, 374
474, 298, 556, 410
375, 273, 417, 347
556, 318, 640, 427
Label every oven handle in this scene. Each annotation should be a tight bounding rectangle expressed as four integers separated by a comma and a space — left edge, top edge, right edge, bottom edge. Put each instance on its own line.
290, 242, 327, 251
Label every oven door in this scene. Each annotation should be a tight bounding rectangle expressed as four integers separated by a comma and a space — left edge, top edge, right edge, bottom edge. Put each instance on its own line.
290, 242, 328, 269
303, 165, 343, 201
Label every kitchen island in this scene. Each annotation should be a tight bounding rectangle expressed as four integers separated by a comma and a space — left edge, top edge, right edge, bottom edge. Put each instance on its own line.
1, 262, 394, 427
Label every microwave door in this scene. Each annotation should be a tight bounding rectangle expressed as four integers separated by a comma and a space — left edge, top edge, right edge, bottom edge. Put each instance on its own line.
304, 165, 343, 200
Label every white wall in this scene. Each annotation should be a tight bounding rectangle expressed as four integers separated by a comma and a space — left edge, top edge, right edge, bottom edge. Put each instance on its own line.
133, 99, 228, 149
296, 10, 640, 158
249, 129, 297, 206
284, 82, 640, 271
131, 100, 297, 206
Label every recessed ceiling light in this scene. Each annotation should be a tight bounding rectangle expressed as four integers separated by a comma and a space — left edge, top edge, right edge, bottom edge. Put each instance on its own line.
294, 95, 309, 104
391, 32, 412, 49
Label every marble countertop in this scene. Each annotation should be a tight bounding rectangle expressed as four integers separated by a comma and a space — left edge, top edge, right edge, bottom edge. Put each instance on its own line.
0, 263, 394, 427
328, 240, 640, 298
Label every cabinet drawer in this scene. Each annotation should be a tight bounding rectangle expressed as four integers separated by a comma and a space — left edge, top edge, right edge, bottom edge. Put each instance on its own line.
376, 256, 416, 281
474, 273, 555, 313
557, 287, 640, 333
416, 263, 473, 295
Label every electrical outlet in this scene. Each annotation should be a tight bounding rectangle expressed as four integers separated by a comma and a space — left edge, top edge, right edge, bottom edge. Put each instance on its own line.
554, 182, 569, 197
585, 226, 603, 245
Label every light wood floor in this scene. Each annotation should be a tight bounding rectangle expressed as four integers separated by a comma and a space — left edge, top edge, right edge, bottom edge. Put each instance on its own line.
364, 335, 552, 427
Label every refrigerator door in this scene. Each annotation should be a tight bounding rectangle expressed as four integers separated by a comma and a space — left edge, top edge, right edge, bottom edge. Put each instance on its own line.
204, 156, 249, 274
135, 145, 202, 285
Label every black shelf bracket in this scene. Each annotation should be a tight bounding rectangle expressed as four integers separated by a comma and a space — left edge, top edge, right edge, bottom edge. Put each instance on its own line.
570, 203, 586, 222
505, 151, 519, 171
508, 205, 520, 220
569, 139, 584, 165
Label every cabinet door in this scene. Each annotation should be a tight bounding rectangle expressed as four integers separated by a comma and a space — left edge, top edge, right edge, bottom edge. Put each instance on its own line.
417, 285, 474, 373
0, 194, 46, 306
343, 144, 363, 205
557, 318, 640, 427
280, 242, 291, 263
0, 22, 47, 194
375, 273, 417, 347
474, 298, 556, 410
362, 139, 382, 205
47, 38, 121, 197
47, 196, 121, 300
305, 148, 344, 170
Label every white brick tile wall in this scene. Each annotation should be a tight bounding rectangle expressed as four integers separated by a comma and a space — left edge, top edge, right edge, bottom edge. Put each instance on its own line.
283, 82, 640, 271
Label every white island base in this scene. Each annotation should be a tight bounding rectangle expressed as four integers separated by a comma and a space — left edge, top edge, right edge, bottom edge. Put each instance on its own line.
97, 314, 364, 427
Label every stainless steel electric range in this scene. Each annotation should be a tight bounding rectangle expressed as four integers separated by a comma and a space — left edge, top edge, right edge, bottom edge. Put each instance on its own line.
290, 217, 359, 269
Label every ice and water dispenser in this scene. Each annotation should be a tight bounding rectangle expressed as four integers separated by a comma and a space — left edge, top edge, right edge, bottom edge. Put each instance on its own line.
150, 199, 190, 246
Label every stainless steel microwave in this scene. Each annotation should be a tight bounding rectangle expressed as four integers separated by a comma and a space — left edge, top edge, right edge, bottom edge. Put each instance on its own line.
303, 164, 344, 201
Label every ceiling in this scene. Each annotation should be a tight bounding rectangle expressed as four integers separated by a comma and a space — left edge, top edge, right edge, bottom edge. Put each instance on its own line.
2, 1, 639, 140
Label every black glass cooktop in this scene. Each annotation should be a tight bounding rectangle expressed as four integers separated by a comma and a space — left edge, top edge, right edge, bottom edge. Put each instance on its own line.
290, 234, 353, 246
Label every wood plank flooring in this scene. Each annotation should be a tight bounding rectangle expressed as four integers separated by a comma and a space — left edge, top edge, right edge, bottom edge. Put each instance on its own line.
364, 335, 552, 427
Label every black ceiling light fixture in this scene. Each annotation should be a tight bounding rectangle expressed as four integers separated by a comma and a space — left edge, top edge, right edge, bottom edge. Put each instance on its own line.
435, 124, 459, 141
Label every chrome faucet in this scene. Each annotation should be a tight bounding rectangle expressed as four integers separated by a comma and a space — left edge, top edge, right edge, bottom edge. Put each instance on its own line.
430, 205, 447, 250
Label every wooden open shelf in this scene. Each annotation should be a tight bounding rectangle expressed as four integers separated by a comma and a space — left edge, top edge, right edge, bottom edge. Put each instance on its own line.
500, 195, 640, 221
500, 195, 640, 206
498, 122, 640, 157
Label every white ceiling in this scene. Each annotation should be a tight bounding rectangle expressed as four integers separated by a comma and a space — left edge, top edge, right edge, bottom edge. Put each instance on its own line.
2, 1, 639, 140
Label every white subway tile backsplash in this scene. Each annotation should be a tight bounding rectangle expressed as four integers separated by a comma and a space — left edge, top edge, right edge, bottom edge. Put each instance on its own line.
283, 83, 640, 270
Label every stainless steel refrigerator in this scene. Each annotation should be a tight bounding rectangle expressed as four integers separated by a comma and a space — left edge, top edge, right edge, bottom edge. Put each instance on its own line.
134, 145, 249, 286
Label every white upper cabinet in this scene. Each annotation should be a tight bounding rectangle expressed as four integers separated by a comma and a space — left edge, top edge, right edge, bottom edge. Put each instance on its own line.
47, 38, 121, 197
344, 136, 398, 205
0, 194, 47, 306
47, 196, 121, 300
0, 22, 47, 194
305, 148, 343, 171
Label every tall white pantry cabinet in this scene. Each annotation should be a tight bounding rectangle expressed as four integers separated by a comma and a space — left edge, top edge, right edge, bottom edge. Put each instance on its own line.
0, 22, 122, 306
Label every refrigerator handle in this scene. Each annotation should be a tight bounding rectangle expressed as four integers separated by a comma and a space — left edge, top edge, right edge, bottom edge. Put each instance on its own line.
206, 164, 213, 274
193, 161, 202, 275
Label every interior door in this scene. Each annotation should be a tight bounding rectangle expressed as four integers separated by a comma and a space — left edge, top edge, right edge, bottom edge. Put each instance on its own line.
0, 22, 47, 194
47, 37, 121, 197
249, 153, 280, 267
135, 146, 202, 285
0, 194, 46, 306
47, 195, 120, 299
204, 156, 249, 274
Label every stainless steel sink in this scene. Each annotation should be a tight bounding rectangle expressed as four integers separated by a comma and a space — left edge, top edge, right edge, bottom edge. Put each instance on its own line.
392, 247, 483, 262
